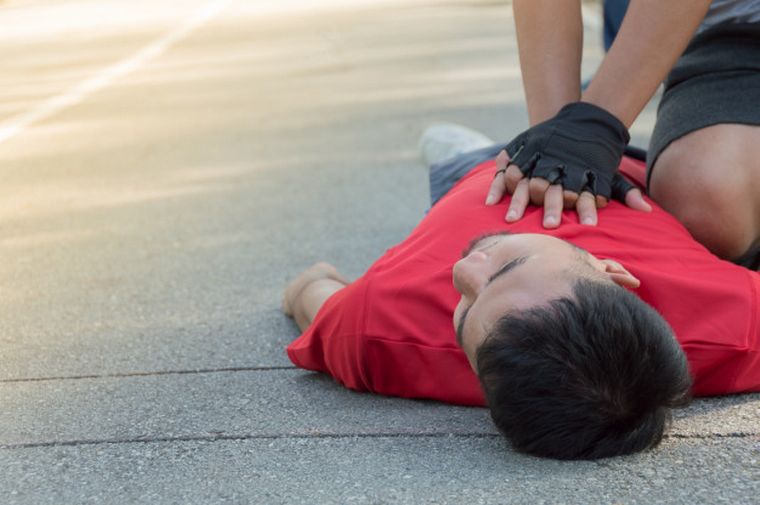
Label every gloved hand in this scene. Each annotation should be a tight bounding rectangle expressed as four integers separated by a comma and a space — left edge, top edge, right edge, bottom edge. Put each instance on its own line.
486, 101, 651, 227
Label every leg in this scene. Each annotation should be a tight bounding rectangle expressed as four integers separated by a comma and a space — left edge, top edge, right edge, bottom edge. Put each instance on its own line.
649, 124, 760, 261
419, 124, 503, 207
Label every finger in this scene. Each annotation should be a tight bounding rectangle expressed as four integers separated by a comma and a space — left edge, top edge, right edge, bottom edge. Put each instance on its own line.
485, 151, 511, 205
503, 164, 525, 194
485, 170, 507, 205
595, 194, 609, 209
528, 177, 551, 206
496, 149, 510, 166
506, 178, 530, 222
577, 191, 598, 226
562, 190, 579, 209
624, 188, 653, 212
542, 184, 564, 228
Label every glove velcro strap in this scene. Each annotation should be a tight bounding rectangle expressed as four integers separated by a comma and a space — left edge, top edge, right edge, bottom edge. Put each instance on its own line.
505, 140, 527, 166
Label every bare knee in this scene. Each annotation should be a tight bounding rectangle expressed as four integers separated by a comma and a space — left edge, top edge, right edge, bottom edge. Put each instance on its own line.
650, 127, 759, 261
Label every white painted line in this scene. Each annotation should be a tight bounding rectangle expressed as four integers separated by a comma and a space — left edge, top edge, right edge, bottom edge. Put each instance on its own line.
0, 0, 231, 146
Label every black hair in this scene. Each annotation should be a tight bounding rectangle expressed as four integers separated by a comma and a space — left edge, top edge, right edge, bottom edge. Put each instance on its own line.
476, 279, 692, 460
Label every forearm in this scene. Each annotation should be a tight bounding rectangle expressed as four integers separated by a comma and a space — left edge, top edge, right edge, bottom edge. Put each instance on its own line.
582, 0, 712, 127
292, 279, 347, 332
513, 0, 583, 125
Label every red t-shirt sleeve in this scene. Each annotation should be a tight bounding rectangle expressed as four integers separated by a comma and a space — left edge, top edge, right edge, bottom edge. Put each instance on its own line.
690, 271, 760, 396
286, 278, 371, 393
617, 157, 760, 395
624, 247, 760, 396
285, 272, 486, 405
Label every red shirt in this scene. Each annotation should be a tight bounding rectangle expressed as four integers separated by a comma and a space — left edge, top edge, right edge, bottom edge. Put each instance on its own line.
287, 157, 760, 405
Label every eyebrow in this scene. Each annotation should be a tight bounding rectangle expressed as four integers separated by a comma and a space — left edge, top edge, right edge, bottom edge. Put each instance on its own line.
455, 255, 529, 347
487, 255, 529, 286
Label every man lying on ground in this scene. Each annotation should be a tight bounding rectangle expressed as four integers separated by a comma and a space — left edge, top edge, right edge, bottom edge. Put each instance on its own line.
281, 133, 760, 460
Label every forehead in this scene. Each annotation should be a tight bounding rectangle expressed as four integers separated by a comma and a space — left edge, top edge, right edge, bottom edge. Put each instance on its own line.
461, 231, 514, 257
457, 255, 580, 350
486, 233, 590, 263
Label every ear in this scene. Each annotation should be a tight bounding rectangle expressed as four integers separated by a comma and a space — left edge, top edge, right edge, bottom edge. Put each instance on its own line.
599, 259, 640, 289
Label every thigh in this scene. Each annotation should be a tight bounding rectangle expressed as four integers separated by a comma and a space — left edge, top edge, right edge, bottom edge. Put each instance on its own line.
649, 123, 760, 261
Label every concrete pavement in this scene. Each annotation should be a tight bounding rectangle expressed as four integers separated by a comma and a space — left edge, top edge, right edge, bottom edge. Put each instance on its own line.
0, 0, 757, 503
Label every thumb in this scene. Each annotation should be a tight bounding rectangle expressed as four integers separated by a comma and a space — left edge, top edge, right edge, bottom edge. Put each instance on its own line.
624, 188, 653, 212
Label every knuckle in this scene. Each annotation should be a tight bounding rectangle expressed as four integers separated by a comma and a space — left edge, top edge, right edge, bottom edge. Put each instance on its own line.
529, 177, 548, 191
505, 170, 522, 185
580, 191, 595, 202
516, 176, 530, 189
563, 189, 579, 199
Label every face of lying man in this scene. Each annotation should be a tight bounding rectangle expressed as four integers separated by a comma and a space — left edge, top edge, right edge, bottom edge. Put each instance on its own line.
452, 232, 641, 370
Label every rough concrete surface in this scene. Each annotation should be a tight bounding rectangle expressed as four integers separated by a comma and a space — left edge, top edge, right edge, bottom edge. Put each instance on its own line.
0, 0, 757, 503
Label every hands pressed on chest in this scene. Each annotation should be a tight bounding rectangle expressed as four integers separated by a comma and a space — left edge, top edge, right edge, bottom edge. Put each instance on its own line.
486, 102, 651, 228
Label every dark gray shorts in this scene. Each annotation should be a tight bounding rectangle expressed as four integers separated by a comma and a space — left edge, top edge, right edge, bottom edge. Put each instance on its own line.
647, 22, 760, 189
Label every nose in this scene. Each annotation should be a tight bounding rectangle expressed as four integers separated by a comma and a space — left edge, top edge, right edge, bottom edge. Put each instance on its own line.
452, 251, 490, 298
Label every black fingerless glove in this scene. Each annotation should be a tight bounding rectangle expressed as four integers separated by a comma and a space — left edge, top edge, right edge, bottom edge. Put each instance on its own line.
505, 101, 631, 200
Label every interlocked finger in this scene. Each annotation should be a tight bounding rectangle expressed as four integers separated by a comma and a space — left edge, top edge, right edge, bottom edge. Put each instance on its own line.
504, 163, 525, 194
528, 177, 551, 206
563, 190, 580, 209
542, 184, 564, 228
576, 191, 598, 225
506, 178, 531, 222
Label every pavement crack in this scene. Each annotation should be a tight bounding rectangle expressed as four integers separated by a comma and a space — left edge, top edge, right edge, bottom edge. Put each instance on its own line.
0, 366, 297, 384
666, 432, 758, 439
2, 432, 756, 452
0, 432, 502, 451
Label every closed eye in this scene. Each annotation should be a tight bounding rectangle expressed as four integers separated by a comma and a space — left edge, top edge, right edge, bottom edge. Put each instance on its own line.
455, 255, 529, 347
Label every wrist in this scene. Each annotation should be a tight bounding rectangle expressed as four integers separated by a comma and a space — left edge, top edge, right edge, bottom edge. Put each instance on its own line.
557, 101, 630, 145
581, 86, 636, 128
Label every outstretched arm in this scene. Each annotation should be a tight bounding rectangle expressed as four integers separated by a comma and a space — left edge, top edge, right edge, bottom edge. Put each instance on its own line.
583, 0, 712, 127
513, 0, 712, 127
513, 0, 583, 125
489, 0, 712, 227
282, 262, 351, 332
